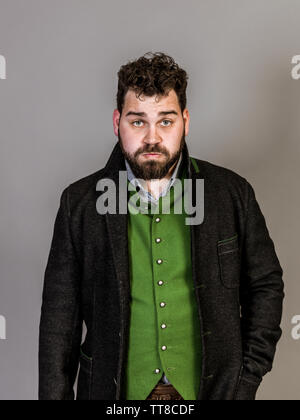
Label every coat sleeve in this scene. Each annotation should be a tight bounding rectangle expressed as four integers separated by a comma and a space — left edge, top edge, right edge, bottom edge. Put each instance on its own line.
38, 187, 83, 400
235, 180, 284, 400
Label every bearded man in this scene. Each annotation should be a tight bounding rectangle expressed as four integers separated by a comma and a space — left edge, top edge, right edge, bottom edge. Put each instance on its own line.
39, 52, 284, 401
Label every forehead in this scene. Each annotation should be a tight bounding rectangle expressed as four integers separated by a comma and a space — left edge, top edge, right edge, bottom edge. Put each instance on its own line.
123, 88, 181, 114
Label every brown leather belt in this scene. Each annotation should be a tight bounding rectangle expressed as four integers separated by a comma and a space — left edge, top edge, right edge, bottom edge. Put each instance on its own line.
146, 382, 184, 400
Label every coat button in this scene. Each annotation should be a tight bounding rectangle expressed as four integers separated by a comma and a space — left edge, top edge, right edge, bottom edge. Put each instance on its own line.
160, 302, 166, 308
155, 217, 161, 223
157, 280, 164, 286
161, 323, 167, 329
156, 259, 163, 264
155, 238, 161, 243
154, 368, 161, 374
161, 345, 167, 351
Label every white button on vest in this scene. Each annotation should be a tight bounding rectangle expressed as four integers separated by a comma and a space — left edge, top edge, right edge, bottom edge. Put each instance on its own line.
157, 259, 163, 264
155, 238, 161, 243
155, 217, 161, 223
161, 345, 167, 351
154, 368, 160, 374
157, 280, 164, 286
161, 324, 167, 329
160, 302, 166, 307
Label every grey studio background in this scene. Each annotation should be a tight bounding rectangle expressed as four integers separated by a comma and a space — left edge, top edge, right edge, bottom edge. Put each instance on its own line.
0, 0, 299, 400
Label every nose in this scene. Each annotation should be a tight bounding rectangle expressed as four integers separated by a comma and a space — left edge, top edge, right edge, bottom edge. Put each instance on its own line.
143, 124, 161, 146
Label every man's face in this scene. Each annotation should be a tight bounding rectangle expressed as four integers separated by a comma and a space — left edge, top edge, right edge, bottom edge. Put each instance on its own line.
113, 88, 190, 180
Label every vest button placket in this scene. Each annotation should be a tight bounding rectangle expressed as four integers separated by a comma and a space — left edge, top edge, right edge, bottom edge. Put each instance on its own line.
152, 212, 169, 382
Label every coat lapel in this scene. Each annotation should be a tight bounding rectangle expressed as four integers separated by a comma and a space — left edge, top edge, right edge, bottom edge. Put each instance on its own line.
103, 142, 131, 303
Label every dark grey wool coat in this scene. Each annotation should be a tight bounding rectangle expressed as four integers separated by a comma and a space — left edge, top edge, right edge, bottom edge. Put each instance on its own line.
38, 141, 284, 400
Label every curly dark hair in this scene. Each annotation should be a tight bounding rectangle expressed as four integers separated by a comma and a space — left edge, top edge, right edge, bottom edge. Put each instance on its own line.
116, 51, 188, 115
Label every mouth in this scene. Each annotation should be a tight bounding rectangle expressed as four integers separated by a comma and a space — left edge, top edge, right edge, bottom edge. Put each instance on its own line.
142, 153, 162, 158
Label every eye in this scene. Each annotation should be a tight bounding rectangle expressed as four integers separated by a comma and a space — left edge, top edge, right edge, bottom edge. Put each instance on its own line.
132, 120, 144, 127
161, 120, 173, 127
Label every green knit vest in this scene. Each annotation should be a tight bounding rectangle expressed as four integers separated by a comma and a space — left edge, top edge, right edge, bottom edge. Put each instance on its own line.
124, 159, 202, 400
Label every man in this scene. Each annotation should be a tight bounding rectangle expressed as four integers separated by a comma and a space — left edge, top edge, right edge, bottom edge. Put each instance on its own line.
39, 52, 284, 400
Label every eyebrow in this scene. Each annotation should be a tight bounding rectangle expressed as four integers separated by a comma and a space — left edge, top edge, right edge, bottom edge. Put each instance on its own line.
125, 110, 179, 118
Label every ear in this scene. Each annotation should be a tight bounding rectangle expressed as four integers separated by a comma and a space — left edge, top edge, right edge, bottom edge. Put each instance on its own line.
113, 109, 121, 137
182, 108, 190, 137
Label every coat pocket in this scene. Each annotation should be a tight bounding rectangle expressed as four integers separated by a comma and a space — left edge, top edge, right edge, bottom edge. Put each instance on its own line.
217, 234, 241, 289
76, 347, 93, 400
234, 366, 262, 400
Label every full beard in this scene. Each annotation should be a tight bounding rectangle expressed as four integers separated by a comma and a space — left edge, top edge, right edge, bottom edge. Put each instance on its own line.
118, 129, 186, 181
